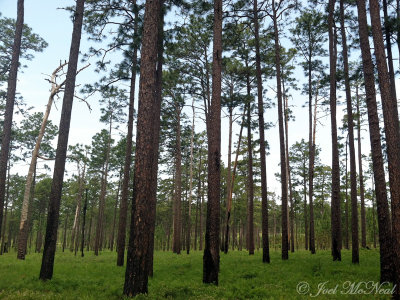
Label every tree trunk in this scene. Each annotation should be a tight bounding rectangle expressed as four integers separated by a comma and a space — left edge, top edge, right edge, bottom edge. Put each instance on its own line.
223, 106, 232, 254
199, 153, 204, 251
94, 115, 113, 256
339, 0, 358, 263
186, 101, 195, 255
345, 136, 349, 250
173, 109, 182, 254
116, 0, 139, 267
110, 174, 122, 252
224, 110, 246, 254
245, 71, 254, 256
81, 189, 88, 257
39, 0, 85, 281
271, 1, 288, 260
369, 0, 400, 291
62, 214, 68, 252
123, 0, 161, 295
253, 0, 270, 262
303, 156, 308, 250
355, 0, 393, 282
0, 0, 24, 239
203, 0, 222, 284
0, 161, 11, 255
17, 63, 67, 260
356, 86, 366, 248
328, 0, 341, 262
70, 161, 86, 252
148, 4, 164, 276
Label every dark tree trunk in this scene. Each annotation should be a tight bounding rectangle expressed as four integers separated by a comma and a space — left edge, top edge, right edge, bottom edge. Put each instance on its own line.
303, 158, 308, 251
173, 109, 182, 254
116, 0, 139, 267
148, 4, 164, 276
328, 0, 341, 262
339, 0, 358, 263
246, 72, 254, 256
307, 57, 316, 255
253, 0, 270, 262
355, 0, 393, 282
223, 107, 232, 254
369, 0, 400, 291
203, 0, 222, 284
81, 189, 88, 257
0, 0, 24, 238
344, 136, 349, 250
62, 215, 68, 252
110, 175, 122, 252
123, 0, 161, 296
356, 86, 366, 248
382, 0, 397, 103
224, 110, 245, 254
39, 0, 85, 281
272, 2, 288, 260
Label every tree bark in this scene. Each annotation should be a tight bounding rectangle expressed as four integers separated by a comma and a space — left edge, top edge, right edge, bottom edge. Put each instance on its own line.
245, 71, 254, 256
18, 63, 67, 260
173, 108, 182, 254
356, 86, 366, 248
39, 0, 85, 280
355, 0, 393, 282
116, 0, 139, 267
369, 0, 400, 291
328, 0, 341, 262
186, 101, 195, 254
0, 0, 24, 238
339, 0, 358, 263
203, 0, 222, 284
271, 1, 288, 260
253, 0, 270, 262
123, 0, 161, 295
81, 189, 88, 257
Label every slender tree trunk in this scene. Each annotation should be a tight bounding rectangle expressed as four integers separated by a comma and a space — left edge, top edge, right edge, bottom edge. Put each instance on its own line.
224, 106, 233, 253
123, 0, 161, 295
369, 0, 400, 291
116, 0, 139, 267
224, 110, 246, 254
94, 115, 113, 256
173, 109, 182, 254
245, 71, 254, 256
356, 86, 366, 248
0, 161, 10, 255
303, 157, 308, 250
328, 0, 342, 262
70, 161, 86, 252
345, 136, 349, 250
186, 101, 195, 255
253, 0, 270, 262
372, 177, 377, 249
284, 89, 295, 253
203, 0, 222, 284
339, 0, 358, 262
110, 174, 122, 252
271, 1, 288, 260
307, 54, 316, 255
39, 0, 85, 281
81, 189, 88, 257
355, 0, 393, 282
0, 0, 24, 238
17, 63, 67, 260
62, 214, 68, 252
199, 153, 204, 251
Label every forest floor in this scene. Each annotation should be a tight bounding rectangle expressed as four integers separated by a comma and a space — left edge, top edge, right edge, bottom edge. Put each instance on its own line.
0, 248, 392, 299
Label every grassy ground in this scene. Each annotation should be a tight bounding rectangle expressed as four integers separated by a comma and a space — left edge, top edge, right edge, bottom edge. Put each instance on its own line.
0, 248, 392, 299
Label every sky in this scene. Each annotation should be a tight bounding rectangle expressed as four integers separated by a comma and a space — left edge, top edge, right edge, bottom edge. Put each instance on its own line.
1, 0, 397, 201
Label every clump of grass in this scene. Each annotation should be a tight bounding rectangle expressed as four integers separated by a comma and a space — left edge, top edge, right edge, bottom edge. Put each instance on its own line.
0, 248, 391, 299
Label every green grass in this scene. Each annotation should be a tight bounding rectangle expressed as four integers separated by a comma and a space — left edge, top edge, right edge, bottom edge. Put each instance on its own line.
0, 248, 392, 299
